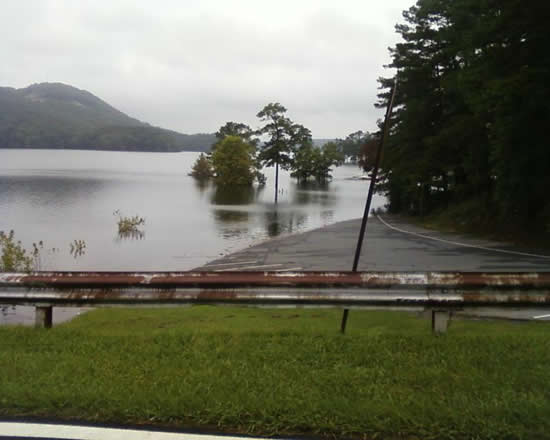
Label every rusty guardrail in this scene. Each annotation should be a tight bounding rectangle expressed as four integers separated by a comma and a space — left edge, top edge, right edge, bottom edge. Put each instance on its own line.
2, 271, 550, 331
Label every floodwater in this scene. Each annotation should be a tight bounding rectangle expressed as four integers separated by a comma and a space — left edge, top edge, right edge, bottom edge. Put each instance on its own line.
0, 149, 385, 325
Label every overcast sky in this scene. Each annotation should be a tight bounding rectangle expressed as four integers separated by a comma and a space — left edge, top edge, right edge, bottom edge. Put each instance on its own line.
2, 0, 412, 138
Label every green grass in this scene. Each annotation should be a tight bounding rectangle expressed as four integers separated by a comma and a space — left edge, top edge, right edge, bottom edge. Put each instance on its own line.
1, 307, 549, 439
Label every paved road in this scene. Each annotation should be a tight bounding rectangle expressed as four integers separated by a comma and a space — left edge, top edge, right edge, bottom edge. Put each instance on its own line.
197, 214, 550, 321
197, 214, 550, 272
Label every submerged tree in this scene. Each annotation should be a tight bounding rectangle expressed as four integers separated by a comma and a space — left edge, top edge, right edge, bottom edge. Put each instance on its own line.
214, 122, 258, 148
291, 142, 344, 183
189, 153, 214, 180
291, 144, 318, 183
256, 103, 311, 202
190, 122, 265, 185
211, 136, 256, 186
337, 131, 372, 162
212, 122, 265, 184
314, 142, 345, 181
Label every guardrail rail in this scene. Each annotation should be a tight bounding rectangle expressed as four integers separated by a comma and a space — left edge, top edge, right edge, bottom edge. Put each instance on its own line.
2, 271, 550, 332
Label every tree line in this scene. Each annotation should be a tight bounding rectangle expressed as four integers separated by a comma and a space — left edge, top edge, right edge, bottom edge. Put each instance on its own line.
374, 0, 550, 232
190, 103, 345, 202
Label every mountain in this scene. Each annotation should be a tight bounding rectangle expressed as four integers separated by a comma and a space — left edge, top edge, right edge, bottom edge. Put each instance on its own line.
0, 83, 216, 152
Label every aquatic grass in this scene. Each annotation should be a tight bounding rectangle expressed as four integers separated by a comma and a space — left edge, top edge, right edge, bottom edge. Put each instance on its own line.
0, 308, 549, 439
113, 210, 145, 239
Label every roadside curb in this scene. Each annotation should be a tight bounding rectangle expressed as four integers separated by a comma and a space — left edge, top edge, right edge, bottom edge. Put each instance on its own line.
0, 421, 294, 440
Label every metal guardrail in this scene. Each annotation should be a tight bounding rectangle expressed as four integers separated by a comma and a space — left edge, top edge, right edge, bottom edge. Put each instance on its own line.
2, 271, 550, 331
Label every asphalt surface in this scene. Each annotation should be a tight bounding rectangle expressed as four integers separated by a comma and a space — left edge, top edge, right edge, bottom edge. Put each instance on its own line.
197, 214, 550, 321
198, 214, 550, 272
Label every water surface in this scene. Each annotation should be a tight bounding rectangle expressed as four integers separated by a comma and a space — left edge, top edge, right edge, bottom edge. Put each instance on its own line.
0, 149, 385, 271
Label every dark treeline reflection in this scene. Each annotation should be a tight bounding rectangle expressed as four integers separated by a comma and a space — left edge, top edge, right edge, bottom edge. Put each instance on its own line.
292, 181, 335, 206
193, 179, 211, 195
214, 209, 249, 224
116, 229, 146, 241
210, 185, 263, 205
264, 209, 308, 237
209, 182, 336, 239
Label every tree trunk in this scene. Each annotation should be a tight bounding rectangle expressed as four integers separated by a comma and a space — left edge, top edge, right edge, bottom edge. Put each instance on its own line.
275, 161, 279, 203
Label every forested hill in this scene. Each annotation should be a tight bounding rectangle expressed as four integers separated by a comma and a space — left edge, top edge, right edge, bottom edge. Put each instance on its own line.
0, 83, 215, 152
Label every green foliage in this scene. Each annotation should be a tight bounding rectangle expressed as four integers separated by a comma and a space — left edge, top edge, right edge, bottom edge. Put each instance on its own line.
256, 103, 297, 170
211, 136, 256, 186
290, 143, 319, 182
0, 230, 42, 272
335, 130, 372, 162
378, 0, 550, 230
316, 141, 345, 180
189, 153, 214, 180
291, 142, 344, 183
192, 122, 265, 185
214, 121, 258, 148
256, 103, 312, 199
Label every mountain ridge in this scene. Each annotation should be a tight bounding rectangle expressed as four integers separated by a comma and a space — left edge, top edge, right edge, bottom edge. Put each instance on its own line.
0, 82, 215, 152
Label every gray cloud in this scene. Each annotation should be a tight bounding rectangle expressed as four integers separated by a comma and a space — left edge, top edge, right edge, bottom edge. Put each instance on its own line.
2, 0, 411, 137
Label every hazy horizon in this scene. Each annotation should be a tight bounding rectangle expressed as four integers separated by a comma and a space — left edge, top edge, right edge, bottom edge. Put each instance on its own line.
2, 0, 413, 138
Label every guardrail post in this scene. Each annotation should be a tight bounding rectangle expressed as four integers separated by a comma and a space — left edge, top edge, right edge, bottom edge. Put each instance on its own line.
35, 306, 53, 329
431, 310, 450, 334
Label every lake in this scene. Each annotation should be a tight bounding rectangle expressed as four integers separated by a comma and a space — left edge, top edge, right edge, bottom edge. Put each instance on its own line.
0, 149, 385, 272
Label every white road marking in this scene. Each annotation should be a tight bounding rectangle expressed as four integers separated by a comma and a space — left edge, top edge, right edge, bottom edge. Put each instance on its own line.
215, 264, 284, 272
533, 314, 550, 319
0, 421, 262, 440
203, 260, 259, 267
377, 215, 550, 260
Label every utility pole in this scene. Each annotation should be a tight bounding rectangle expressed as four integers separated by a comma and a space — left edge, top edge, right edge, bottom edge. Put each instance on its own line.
340, 80, 398, 334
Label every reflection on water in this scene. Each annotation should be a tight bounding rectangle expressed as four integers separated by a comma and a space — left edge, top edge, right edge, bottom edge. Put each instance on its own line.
210, 185, 263, 205
263, 209, 308, 237
193, 179, 210, 194
116, 229, 146, 241
214, 209, 250, 224
0, 175, 107, 209
293, 181, 334, 206
0, 149, 386, 271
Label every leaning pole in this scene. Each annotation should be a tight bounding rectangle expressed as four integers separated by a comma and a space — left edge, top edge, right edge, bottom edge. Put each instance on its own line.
340, 80, 398, 334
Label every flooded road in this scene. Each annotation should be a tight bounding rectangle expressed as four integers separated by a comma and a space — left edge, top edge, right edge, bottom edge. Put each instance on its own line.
1, 149, 385, 325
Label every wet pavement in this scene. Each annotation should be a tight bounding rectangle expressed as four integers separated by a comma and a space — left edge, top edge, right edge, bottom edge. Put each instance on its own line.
197, 214, 550, 321
197, 214, 550, 272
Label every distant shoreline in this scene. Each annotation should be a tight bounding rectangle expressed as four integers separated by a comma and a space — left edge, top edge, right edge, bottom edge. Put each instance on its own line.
0, 146, 207, 153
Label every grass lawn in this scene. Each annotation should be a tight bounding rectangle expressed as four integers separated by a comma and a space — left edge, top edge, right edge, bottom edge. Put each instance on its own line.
1, 307, 549, 439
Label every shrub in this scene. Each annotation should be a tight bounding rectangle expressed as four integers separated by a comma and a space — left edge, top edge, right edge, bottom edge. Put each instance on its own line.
0, 230, 42, 272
